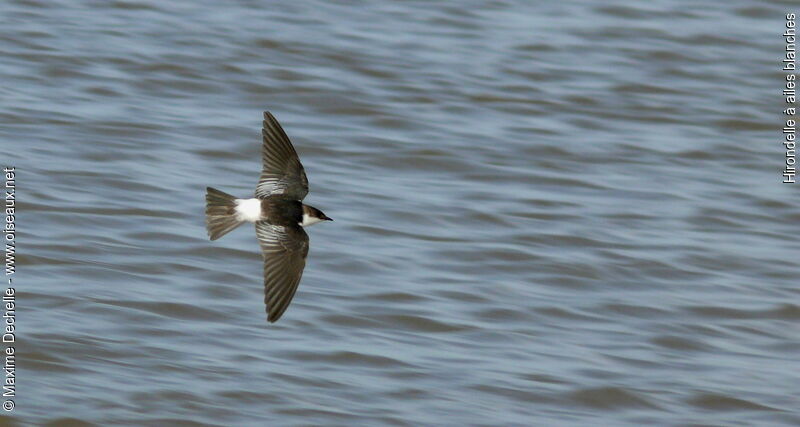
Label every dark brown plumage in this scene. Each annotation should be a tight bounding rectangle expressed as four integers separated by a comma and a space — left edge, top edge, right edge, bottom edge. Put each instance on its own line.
205, 112, 332, 323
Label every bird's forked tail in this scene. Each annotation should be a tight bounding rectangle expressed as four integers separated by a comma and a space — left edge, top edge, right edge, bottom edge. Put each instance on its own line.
205, 187, 244, 240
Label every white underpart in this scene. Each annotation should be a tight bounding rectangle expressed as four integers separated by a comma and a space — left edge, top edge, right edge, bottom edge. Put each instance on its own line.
299, 213, 324, 227
235, 198, 262, 222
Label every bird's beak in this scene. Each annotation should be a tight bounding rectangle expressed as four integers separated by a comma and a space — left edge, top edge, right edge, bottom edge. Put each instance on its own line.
326, 217, 333, 221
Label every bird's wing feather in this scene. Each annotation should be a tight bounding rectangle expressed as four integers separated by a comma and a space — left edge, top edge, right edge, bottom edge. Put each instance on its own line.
255, 221, 309, 322
255, 112, 309, 200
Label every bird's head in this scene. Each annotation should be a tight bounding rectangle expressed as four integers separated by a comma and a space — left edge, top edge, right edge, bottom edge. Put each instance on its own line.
300, 204, 333, 227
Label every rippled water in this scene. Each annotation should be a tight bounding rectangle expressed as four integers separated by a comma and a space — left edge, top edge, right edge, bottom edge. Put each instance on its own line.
3, 0, 799, 425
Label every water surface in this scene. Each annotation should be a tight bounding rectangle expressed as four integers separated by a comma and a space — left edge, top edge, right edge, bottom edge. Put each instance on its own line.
2, 0, 798, 425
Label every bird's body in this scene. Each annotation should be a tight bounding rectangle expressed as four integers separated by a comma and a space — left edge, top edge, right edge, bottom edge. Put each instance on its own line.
205, 112, 332, 323
235, 195, 302, 225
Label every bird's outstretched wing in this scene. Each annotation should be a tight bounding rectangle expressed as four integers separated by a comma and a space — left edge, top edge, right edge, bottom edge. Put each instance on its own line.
255, 112, 309, 200
255, 221, 309, 322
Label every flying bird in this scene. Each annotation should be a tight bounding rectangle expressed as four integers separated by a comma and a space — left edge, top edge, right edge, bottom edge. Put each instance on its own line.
205, 112, 332, 322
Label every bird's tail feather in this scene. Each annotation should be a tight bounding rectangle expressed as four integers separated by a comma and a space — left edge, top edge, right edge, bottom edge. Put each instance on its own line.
205, 187, 243, 240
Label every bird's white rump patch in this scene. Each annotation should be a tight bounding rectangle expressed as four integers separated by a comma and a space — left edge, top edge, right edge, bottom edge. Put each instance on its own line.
235, 198, 262, 222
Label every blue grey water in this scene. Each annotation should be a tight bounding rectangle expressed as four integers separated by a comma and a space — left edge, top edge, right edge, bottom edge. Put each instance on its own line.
2, 0, 798, 425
